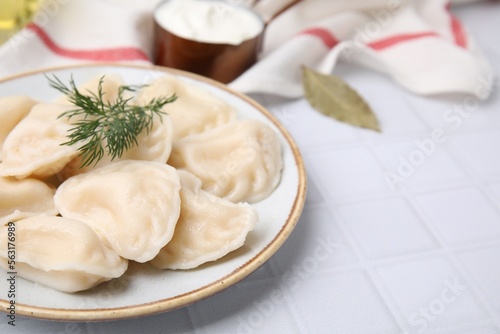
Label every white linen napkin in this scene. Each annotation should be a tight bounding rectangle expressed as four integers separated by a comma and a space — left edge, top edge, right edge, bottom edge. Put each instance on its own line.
231, 0, 495, 98
0, 0, 495, 99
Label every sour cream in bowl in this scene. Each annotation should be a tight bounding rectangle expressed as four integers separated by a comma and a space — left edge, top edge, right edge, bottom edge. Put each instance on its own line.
153, 0, 266, 84
154, 0, 264, 45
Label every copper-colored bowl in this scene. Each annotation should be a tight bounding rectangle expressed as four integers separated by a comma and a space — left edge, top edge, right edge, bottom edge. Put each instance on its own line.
153, 1, 265, 84
153, 21, 264, 84
153, 0, 302, 84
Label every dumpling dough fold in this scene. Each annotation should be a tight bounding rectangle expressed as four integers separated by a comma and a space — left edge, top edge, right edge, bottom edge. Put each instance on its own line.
0, 95, 37, 161
136, 75, 237, 140
169, 119, 283, 203
58, 112, 174, 180
55, 74, 124, 105
55, 160, 181, 263
151, 170, 257, 270
0, 177, 57, 225
0, 103, 79, 179
0, 216, 128, 293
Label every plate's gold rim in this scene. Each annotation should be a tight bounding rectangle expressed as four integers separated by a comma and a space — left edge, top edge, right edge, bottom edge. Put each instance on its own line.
0, 63, 307, 321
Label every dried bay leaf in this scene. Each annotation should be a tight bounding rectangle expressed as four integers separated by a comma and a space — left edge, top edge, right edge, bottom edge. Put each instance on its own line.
302, 67, 381, 132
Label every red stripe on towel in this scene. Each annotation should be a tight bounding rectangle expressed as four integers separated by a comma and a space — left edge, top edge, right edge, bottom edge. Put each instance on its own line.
446, 3, 468, 48
300, 27, 439, 51
367, 32, 440, 50
300, 28, 339, 49
26, 23, 150, 62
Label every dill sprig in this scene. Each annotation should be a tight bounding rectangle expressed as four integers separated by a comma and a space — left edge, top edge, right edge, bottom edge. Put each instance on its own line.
47, 75, 177, 168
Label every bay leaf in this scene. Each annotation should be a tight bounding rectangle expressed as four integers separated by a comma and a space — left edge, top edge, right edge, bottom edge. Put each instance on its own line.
302, 67, 381, 132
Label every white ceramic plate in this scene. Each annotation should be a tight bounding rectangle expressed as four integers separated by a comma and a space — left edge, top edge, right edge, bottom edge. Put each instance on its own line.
0, 64, 306, 321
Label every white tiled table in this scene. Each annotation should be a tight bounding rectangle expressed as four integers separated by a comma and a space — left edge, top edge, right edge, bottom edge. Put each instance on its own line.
2, 2, 500, 334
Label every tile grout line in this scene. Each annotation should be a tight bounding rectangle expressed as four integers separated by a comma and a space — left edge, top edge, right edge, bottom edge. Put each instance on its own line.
444, 134, 500, 214
355, 115, 500, 332
320, 186, 414, 333
354, 123, 454, 334
446, 253, 500, 331
432, 132, 500, 329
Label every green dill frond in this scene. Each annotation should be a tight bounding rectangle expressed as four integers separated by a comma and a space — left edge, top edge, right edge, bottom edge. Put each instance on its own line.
46, 74, 177, 168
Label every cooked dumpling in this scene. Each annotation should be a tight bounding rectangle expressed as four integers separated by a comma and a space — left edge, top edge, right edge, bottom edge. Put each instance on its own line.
54, 160, 181, 263
58, 113, 174, 180
169, 119, 283, 203
151, 170, 257, 270
0, 177, 57, 225
0, 95, 37, 161
136, 75, 237, 140
55, 74, 124, 105
0, 103, 79, 179
0, 216, 128, 293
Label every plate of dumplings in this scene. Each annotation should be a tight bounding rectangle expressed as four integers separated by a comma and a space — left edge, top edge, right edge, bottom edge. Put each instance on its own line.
0, 64, 306, 321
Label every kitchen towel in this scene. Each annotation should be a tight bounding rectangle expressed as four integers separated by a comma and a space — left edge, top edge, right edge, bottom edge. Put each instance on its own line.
0, 0, 495, 99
